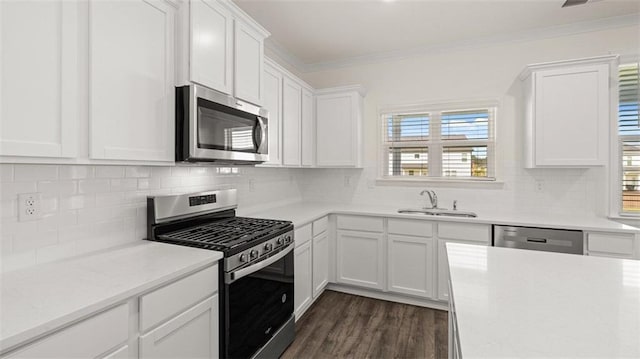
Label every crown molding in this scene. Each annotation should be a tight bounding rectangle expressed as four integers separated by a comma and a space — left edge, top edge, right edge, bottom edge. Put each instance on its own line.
264, 38, 307, 72
265, 14, 639, 74
518, 54, 619, 80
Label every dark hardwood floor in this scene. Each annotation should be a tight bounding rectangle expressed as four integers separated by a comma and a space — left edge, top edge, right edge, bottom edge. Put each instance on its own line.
282, 290, 448, 359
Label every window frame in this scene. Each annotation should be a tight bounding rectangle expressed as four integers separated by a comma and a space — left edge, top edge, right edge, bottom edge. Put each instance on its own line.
378, 99, 498, 183
612, 56, 640, 217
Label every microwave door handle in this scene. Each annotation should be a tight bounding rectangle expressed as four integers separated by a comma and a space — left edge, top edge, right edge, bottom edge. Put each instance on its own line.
255, 116, 267, 153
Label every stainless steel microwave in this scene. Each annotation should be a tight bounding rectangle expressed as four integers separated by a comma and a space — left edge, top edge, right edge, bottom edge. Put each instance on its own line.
176, 84, 268, 164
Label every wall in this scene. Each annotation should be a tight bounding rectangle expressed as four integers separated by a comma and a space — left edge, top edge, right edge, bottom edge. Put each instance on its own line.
0, 164, 301, 272
298, 25, 640, 217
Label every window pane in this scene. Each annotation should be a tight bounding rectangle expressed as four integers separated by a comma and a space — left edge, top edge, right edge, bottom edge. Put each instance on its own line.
619, 63, 640, 136
622, 140, 640, 212
385, 114, 429, 142
441, 110, 489, 140
442, 146, 487, 177
387, 147, 428, 176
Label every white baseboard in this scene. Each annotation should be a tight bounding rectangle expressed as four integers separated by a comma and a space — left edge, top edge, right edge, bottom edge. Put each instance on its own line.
325, 283, 449, 311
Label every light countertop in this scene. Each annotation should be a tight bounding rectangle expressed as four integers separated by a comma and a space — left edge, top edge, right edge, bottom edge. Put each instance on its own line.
0, 241, 222, 353
242, 201, 640, 234
446, 243, 640, 358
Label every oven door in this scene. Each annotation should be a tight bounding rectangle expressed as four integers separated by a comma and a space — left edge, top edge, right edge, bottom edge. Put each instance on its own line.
183, 84, 268, 163
224, 245, 294, 358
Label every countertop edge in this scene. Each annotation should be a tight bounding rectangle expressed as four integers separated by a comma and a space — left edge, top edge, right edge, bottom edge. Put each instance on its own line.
246, 202, 640, 234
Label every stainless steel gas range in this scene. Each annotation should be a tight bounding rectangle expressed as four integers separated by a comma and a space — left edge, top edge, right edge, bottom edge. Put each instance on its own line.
146, 189, 295, 359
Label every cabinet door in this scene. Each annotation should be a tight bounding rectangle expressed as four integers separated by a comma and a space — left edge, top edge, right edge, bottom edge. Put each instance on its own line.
261, 62, 282, 166
316, 93, 357, 167
282, 78, 301, 167
102, 345, 129, 359
437, 240, 451, 301
0, 0, 78, 158
312, 231, 329, 298
190, 0, 233, 94
294, 241, 312, 320
89, 0, 175, 162
533, 64, 609, 166
336, 230, 385, 290
388, 234, 434, 298
301, 87, 315, 166
140, 295, 219, 359
234, 21, 263, 106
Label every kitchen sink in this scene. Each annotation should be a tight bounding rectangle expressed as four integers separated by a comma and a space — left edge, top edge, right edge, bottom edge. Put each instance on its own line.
397, 208, 478, 218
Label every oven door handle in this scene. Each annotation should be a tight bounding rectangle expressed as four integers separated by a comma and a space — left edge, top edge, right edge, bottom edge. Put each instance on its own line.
227, 244, 293, 284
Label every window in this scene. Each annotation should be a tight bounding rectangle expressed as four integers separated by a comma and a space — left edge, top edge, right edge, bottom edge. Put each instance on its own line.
619, 62, 640, 214
381, 103, 496, 180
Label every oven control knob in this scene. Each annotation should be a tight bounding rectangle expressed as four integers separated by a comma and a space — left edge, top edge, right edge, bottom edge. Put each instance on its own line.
264, 243, 273, 251
285, 235, 292, 243
276, 237, 283, 245
239, 254, 247, 262
250, 250, 258, 259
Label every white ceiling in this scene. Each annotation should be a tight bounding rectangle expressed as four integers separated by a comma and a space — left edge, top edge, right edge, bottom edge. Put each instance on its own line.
234, 0, 640, 71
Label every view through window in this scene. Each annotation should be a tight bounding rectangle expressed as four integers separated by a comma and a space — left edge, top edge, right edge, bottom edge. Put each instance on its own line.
619, 62, 640, 213
381, 105, 495, 180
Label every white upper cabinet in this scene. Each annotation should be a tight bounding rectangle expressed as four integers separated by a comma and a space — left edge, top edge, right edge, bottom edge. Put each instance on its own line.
89, 0, 176, 162
282, 77, 302, 167
520, 56, 617, 168
178, 0, 268, 106
315, 86, 365, 167
0, 0, 78, 158
301, 88, 315, 166
234, 20, 264, 106
262, 60, 283, 166
188, 0, 233, 94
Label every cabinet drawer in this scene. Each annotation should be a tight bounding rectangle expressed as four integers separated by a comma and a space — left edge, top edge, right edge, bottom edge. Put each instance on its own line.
337, 215, 383, 233
388, 219, 434, 237
587, 233, 634, 255
140, 295, 218, 359
295, 224, 312, 247
8, 304, 128, 358
438, 222, 490, 243
140, 264, 218, 332
313, 216, 328, 236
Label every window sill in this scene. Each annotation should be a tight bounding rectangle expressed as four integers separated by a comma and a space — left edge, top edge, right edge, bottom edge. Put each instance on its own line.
608, 214, 640, 221
375, 177, 504, 189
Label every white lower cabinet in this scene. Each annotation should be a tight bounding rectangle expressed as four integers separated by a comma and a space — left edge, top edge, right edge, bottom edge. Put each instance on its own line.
586, 232, 636, 259
294, 240, 313, 320
388, 234, 434, 298
3, 264, 220, 359
5, 304, 129, 358
437, 240, 453, 302
312, 230, 329, 297
140, 295, 219, 359
336, 230, 385, 290
103, 345, 130, 359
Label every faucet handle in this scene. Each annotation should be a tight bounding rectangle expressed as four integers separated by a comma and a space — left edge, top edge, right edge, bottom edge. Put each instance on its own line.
453, 200, 458, 210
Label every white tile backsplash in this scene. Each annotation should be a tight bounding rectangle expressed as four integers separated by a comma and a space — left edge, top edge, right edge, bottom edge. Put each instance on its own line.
0, 164, 303, 272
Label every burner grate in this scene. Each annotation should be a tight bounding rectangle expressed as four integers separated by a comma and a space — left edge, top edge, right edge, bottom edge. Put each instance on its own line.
157, 217, 291, 250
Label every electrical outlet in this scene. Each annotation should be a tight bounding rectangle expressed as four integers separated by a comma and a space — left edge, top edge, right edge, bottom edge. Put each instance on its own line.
344, 175, 351, 187
248, 178, 255, 192
18, 192, 42, 221
535, 180, 544, 192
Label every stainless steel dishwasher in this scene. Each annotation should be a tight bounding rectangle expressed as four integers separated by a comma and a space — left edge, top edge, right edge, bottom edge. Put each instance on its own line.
493, 225, 584, 255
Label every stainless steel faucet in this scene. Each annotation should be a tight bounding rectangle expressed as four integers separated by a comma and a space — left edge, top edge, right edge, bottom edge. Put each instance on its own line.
420, 189, 438, 209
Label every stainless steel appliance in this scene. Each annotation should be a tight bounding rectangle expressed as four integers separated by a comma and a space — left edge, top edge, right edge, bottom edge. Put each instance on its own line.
493, 225, 583, 255
176, 84, 269, 164
147, 189, 295, 358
